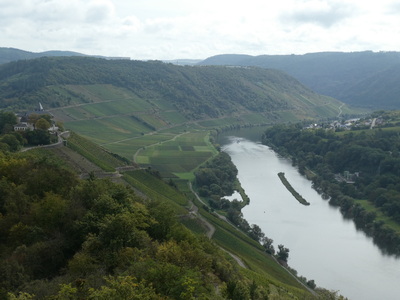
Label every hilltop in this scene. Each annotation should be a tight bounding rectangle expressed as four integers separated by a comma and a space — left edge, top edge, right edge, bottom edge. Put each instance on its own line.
199, 51, 400, 109
0, 47, 130, 65
0, 47, 87, 64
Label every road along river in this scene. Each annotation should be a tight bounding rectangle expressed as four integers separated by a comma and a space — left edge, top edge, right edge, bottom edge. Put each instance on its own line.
221, 136, 400, 300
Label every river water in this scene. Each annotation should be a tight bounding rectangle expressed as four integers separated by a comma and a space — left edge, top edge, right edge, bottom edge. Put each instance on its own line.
220, 132, 400, 300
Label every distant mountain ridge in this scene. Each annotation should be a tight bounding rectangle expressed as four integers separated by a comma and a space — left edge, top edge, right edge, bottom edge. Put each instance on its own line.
0, 47, 88, 64
199, 51, 400, 109
0, 47, 129, 65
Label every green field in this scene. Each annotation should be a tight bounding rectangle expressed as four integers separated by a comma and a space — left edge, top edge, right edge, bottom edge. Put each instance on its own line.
102, 133, 174, 160
67, 84, 137, 101
66, 131, 128, 171
136, 131, 218, 178
159, 110, 188, 124
53, 84, 338, 182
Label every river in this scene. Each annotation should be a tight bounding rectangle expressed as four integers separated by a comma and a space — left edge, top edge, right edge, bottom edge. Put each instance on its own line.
219, 131, 400, 300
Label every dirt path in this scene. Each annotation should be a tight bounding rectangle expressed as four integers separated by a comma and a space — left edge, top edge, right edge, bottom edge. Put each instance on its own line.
337, 103, 345, 118
187, 182, 320, 295
133, 131, 188, 163
188, 182, 247, 268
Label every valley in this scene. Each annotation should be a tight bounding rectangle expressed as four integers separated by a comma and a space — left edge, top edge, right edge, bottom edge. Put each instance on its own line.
1, 55, 397, 299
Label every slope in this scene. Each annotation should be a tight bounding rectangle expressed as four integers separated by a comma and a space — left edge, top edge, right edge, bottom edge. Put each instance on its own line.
338, 63, 400, 109
0, 47, 87, 64
199, 51, 400, 109
0, 56, 353, 179
0, 56, 345, 119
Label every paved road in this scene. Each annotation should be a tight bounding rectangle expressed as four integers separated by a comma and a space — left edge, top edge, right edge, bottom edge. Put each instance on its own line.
21, 131, 67, 152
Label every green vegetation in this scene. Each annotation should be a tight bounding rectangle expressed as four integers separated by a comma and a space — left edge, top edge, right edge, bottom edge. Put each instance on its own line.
0, 56, 353, 299
0, 110, 57, 150
0, 150, 246, 299
135, 131, 218, 178
0, 56, 355, 189
262, 112, 400, 254
277, 172, 310, 206
194, 152, 240, 208
0, 56, 345, 120
200, 51, 400, 109
66, 131, 129, 172
0, 142, 329, 299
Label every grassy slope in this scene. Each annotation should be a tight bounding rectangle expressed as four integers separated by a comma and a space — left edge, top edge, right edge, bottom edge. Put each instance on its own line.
58, 136, 313, 298
43, 82, 353, 180
122, 171, 312, 297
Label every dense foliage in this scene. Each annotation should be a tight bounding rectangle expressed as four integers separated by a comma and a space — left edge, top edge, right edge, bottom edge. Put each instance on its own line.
0, 56, 340, 121
262, 123, 400, 254
195, 152, 238, 201
0, 150, 258, 299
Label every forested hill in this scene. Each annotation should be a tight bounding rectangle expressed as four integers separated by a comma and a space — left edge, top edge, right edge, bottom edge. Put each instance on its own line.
339, 63, 400, 108
0, 47, 87, 65
0, 56, 344, 120
199, 51, 400, 109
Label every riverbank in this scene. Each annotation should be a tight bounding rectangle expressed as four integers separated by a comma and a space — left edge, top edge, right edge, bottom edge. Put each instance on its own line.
277, 172, 310, 206
222, 137, 400, 300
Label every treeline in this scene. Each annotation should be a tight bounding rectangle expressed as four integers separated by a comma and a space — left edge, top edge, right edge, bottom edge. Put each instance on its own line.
262, 123, 400, 254
0, 149, 272, 299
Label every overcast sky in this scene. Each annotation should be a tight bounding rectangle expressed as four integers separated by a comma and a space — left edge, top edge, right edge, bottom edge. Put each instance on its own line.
1, 0, 400, 60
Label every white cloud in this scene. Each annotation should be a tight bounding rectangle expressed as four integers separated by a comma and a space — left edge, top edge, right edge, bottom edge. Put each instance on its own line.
85, 0, 115, 23
281, 2, 354, 28
0, 0, 399, 59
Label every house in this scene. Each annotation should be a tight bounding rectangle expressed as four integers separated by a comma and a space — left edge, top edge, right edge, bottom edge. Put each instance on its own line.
13, 123, 31, 131
14, 103, 54, 132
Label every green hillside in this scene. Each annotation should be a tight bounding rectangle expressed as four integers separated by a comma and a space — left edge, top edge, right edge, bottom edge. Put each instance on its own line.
1, 142, 327, 299
338, 63, 400, 109
199, 51, 400, 109
0, 56, 345, 119
0, 56, 354, 179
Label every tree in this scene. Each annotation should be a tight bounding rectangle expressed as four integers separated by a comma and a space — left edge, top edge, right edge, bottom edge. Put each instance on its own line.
24, 130, 50, 145
0, 111, 17, 133
35, 118, 51, 131
27, 114, 40, 125
55, 121, 64, 131
0, 134, 23, 152
277, 244, 289, 262
307, 279, 316, 289
261, 237, 275, 254
57, 276, 162, 300
249, 224, 264, 242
